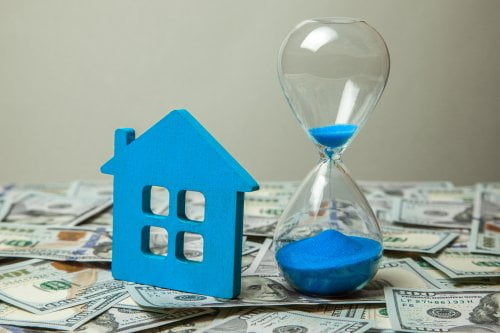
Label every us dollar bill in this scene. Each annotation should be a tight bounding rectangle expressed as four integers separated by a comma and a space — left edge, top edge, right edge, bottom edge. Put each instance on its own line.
339, 258, 443, 301
200, 308, 373, 333
365, 196, 401, 222
148, 311, 218, 333
243, 216, 278, 237
80, 208, 113, 227
114, 296, 179, 314
381, 225, 458, 254
0, 291, 126, 331
470, 189, 500, 255
148, 229, 260, 260
246, 240, 443, 295
483, 182, 500, 190
72, 307, 213, 333
241, 250, 259, 274
0, 307, 214, 333
1, 192, 111, 226
409, 187, 475, 203
244, 203, 284, 219
67, 180, 113, 200
115, 249, 260, 314
302, 304, 391, 331
5, 183, 70, 197
247, 181, 298, 198
0, 224, 111, 261
245, 239, 275, 276
396, 199, 473, 229
0, 259, 122, 314
358, 181, 453, 198
422, 250, 500, 278
384, 288, 500, 332
126, 258, 441, 308
411, 259, 500, 291
0, 197, 11, 222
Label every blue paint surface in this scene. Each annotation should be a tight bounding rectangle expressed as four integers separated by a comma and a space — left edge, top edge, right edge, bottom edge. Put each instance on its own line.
308, 124, 357, 148
276, 229, 382, 295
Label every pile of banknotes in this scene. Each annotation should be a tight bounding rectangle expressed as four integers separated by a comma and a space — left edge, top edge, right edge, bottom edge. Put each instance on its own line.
0, 180, 498, 333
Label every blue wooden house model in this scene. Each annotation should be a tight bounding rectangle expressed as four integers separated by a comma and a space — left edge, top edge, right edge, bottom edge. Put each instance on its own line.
101, 109, 259, 298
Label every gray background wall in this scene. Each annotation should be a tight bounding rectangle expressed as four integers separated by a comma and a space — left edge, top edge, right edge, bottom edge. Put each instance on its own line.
1, 0, 499, 185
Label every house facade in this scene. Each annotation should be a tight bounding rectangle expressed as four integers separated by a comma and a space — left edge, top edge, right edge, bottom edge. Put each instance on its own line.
101, 110, 258, 298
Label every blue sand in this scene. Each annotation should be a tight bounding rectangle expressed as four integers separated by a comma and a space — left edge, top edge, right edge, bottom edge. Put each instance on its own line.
308, 124, 357, 148
275, 229, 382, 295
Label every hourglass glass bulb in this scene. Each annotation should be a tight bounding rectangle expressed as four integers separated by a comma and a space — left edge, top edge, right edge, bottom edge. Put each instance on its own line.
278, 18, 390, 155
273, 18, 390, 296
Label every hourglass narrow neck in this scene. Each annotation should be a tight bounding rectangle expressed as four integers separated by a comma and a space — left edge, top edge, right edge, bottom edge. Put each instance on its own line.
309, 123, 357, 160
319, 149, 342, 163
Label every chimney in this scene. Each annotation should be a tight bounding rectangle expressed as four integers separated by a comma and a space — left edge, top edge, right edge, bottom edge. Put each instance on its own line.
114, 128, 135, 155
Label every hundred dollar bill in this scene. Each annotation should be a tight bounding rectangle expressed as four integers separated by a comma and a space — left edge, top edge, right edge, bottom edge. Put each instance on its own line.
303, 304, 391, 331
1, 192, 112, 226
125, 275, 342, 309
0, 259, 122, 314
0, 307, 214, 333
410, 187, 475, 203
0, 197, 11, 222
248, 181, 298, 198
247, 240, 443, 294
245, 239, 275, 276
0, 224, 111, 261
71, 307, 213, 333
366, 196, 401, 222
243, 216, 278, 237
245, 195, 290, 208
67, 180, 113, 199
447, 229, 471, 250
412, 260, 500, 291
0, 291, 126, 331
358, 181, 453, 198
244, 203, 284, 218
482, 182, 500, 192
396, 199, 473, 229
435, 276, 500, 290
201, 308, 373, 333
148, 229, 260, 259
80, 208, 113, 227
241, 250, 259, 274
0, 184, 14, 196
148, 312, 218, 333
299, 303, 364, 318
381, 225, 458, 254
335, 258, 444, 300
384, 288, 500, 332
126, 258, 441, 308
114, 296, 182, 314
470, 189, 500, 255
6, 183, 70, 197
422, 250, 500, 279
115, 250, 260, 313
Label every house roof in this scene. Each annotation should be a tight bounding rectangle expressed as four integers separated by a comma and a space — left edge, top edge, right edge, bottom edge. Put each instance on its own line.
101, 109, 259, 192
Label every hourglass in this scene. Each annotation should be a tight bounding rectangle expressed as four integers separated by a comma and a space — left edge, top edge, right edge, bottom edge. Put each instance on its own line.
273, 18, 390, 296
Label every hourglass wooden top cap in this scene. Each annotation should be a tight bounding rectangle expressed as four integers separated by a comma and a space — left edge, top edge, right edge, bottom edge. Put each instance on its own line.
278, 18, 390, 149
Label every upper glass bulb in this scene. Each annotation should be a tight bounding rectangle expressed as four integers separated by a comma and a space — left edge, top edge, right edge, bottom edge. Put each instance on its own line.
278, 17, 390, 155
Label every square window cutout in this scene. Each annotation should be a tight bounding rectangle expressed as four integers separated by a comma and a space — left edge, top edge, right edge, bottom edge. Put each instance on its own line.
179, 190, 205, 222
144, 226, 168, 256
180, 232, 204, 262
143, 186, 169, 216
